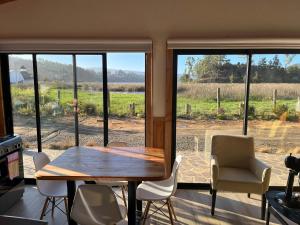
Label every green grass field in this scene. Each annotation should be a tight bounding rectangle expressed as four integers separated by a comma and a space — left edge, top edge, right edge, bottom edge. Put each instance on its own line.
11, 84, 299, 120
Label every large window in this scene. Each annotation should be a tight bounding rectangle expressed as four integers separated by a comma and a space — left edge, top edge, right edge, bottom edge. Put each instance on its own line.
9, 54, 37, 178
37, 55, 75, 160
248, 54, 300, 186
176, 53, 247, 183
6, 52, 146, 178
107, 53, 145, 146
173, 50, 300, 186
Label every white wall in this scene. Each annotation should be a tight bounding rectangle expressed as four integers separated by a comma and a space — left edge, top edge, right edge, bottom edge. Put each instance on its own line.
1, 0, 300, 116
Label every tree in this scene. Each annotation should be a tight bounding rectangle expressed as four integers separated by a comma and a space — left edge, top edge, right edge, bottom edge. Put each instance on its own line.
193, 55, 227, 82
285, 54, 296, 68
180, 57, 195, 82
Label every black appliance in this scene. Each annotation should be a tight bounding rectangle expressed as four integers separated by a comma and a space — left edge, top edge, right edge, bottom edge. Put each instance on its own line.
276, 153, 300, 208
0, 134, 24, 214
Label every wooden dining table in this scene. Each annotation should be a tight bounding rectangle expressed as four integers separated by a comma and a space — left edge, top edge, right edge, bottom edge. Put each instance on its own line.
35, 146, 166, 225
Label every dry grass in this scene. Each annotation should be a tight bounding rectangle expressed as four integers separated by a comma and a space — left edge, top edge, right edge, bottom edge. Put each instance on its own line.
78, 83, 144, 92
48, 137, 74, 150
178, 83, 300, 100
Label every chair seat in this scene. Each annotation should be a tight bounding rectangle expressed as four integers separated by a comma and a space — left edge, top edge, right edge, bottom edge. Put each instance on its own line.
95, 180, 127, 187
217, 167, 263, 194
37, 180, 67, 197
136, 180, 173, 201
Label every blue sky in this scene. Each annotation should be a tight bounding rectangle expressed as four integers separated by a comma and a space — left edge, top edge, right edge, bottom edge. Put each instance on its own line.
12, 53, 146, 72
11, 53, 300, 74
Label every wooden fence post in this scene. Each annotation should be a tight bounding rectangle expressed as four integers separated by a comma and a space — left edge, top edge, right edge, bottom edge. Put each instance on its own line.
185, 104, 191, 116
217, 88, 221, 113
57, 90, 61, 105
273, 89, 277, 110
129, 103, 136, 116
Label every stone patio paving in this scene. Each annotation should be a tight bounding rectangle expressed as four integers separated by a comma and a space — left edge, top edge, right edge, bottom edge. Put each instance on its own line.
177, 150, 294, 186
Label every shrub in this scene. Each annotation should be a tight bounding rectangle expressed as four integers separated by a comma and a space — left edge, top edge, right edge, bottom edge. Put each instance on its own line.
273, 104, 289, 118
248, 105, 256, 117
81, 103, 98, 116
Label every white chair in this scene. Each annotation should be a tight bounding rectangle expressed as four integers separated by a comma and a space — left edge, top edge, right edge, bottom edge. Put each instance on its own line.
136, 155, 182, 225
33, 152, 68, 220
70, 184, 126, 225
95, 142, 128, 209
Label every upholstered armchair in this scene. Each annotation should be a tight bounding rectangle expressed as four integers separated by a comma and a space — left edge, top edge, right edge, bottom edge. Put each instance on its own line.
210, 135, 271, 220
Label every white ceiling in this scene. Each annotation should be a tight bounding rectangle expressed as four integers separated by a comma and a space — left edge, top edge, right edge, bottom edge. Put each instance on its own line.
0, 0, 299, 39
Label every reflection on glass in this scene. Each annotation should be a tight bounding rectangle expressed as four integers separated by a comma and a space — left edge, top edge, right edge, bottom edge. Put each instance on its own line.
107, 53, 145, 146
176, 54, 247, 183
248, 54, 300, 186
9, 54, 37, 178
37, 55, 75, 158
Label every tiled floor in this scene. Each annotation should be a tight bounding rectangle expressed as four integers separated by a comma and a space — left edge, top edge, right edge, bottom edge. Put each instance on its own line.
6, 185, 285, 225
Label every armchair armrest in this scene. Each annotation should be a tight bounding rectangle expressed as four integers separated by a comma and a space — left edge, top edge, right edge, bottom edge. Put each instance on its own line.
211, 155, 219, 189
250, 158, 271, 192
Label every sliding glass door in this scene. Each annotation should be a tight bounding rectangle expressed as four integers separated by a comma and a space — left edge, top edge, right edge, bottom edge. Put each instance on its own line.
173, 50, 300, 187
175, 53, 247, 183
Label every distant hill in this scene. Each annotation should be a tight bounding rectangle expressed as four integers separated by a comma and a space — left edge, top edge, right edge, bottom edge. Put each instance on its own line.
9, 56, 145, 83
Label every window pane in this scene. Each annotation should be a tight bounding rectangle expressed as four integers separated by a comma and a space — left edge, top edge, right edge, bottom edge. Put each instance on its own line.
176, 54, 247, 183
9, 54, 37, 178
76, 55, 104, 146
37, 55, 75, 160
107, 53, 145, 146
249, 54, 300, 186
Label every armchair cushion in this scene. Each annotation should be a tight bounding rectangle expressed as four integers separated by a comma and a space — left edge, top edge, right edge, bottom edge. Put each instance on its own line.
216, 167, 264, 194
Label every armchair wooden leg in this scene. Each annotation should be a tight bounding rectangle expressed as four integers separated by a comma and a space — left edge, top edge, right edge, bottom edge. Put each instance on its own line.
248, 193, 251, 198
261, 194, 266, 220
209, 184, 212, 195
211, 190, 217, 216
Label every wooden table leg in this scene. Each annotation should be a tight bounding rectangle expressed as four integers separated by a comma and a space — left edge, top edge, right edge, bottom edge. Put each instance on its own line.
67, 181, 77, 225
136, 181, 142, 219
128, 181, 137, 225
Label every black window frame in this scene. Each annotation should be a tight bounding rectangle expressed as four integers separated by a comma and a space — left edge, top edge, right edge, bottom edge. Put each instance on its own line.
1, 52, 147, 183
172, 49, 300, 189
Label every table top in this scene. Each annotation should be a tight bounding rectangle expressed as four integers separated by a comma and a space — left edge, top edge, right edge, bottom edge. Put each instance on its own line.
35, 146, 166, 181
266, 190, 300, 223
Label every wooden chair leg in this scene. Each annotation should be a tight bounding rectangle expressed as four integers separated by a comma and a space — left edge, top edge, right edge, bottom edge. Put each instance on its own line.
40, 197, 50, 220
121, 186, 128, 210
168, 198, 177, 221
64, 197, 69, 220
167, 199, 174, 225
261, 193, 266, 220
248, 193, 251, 198
51, 197, 55, 216
142, 201, 151, 225
211, 190, 217, 216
